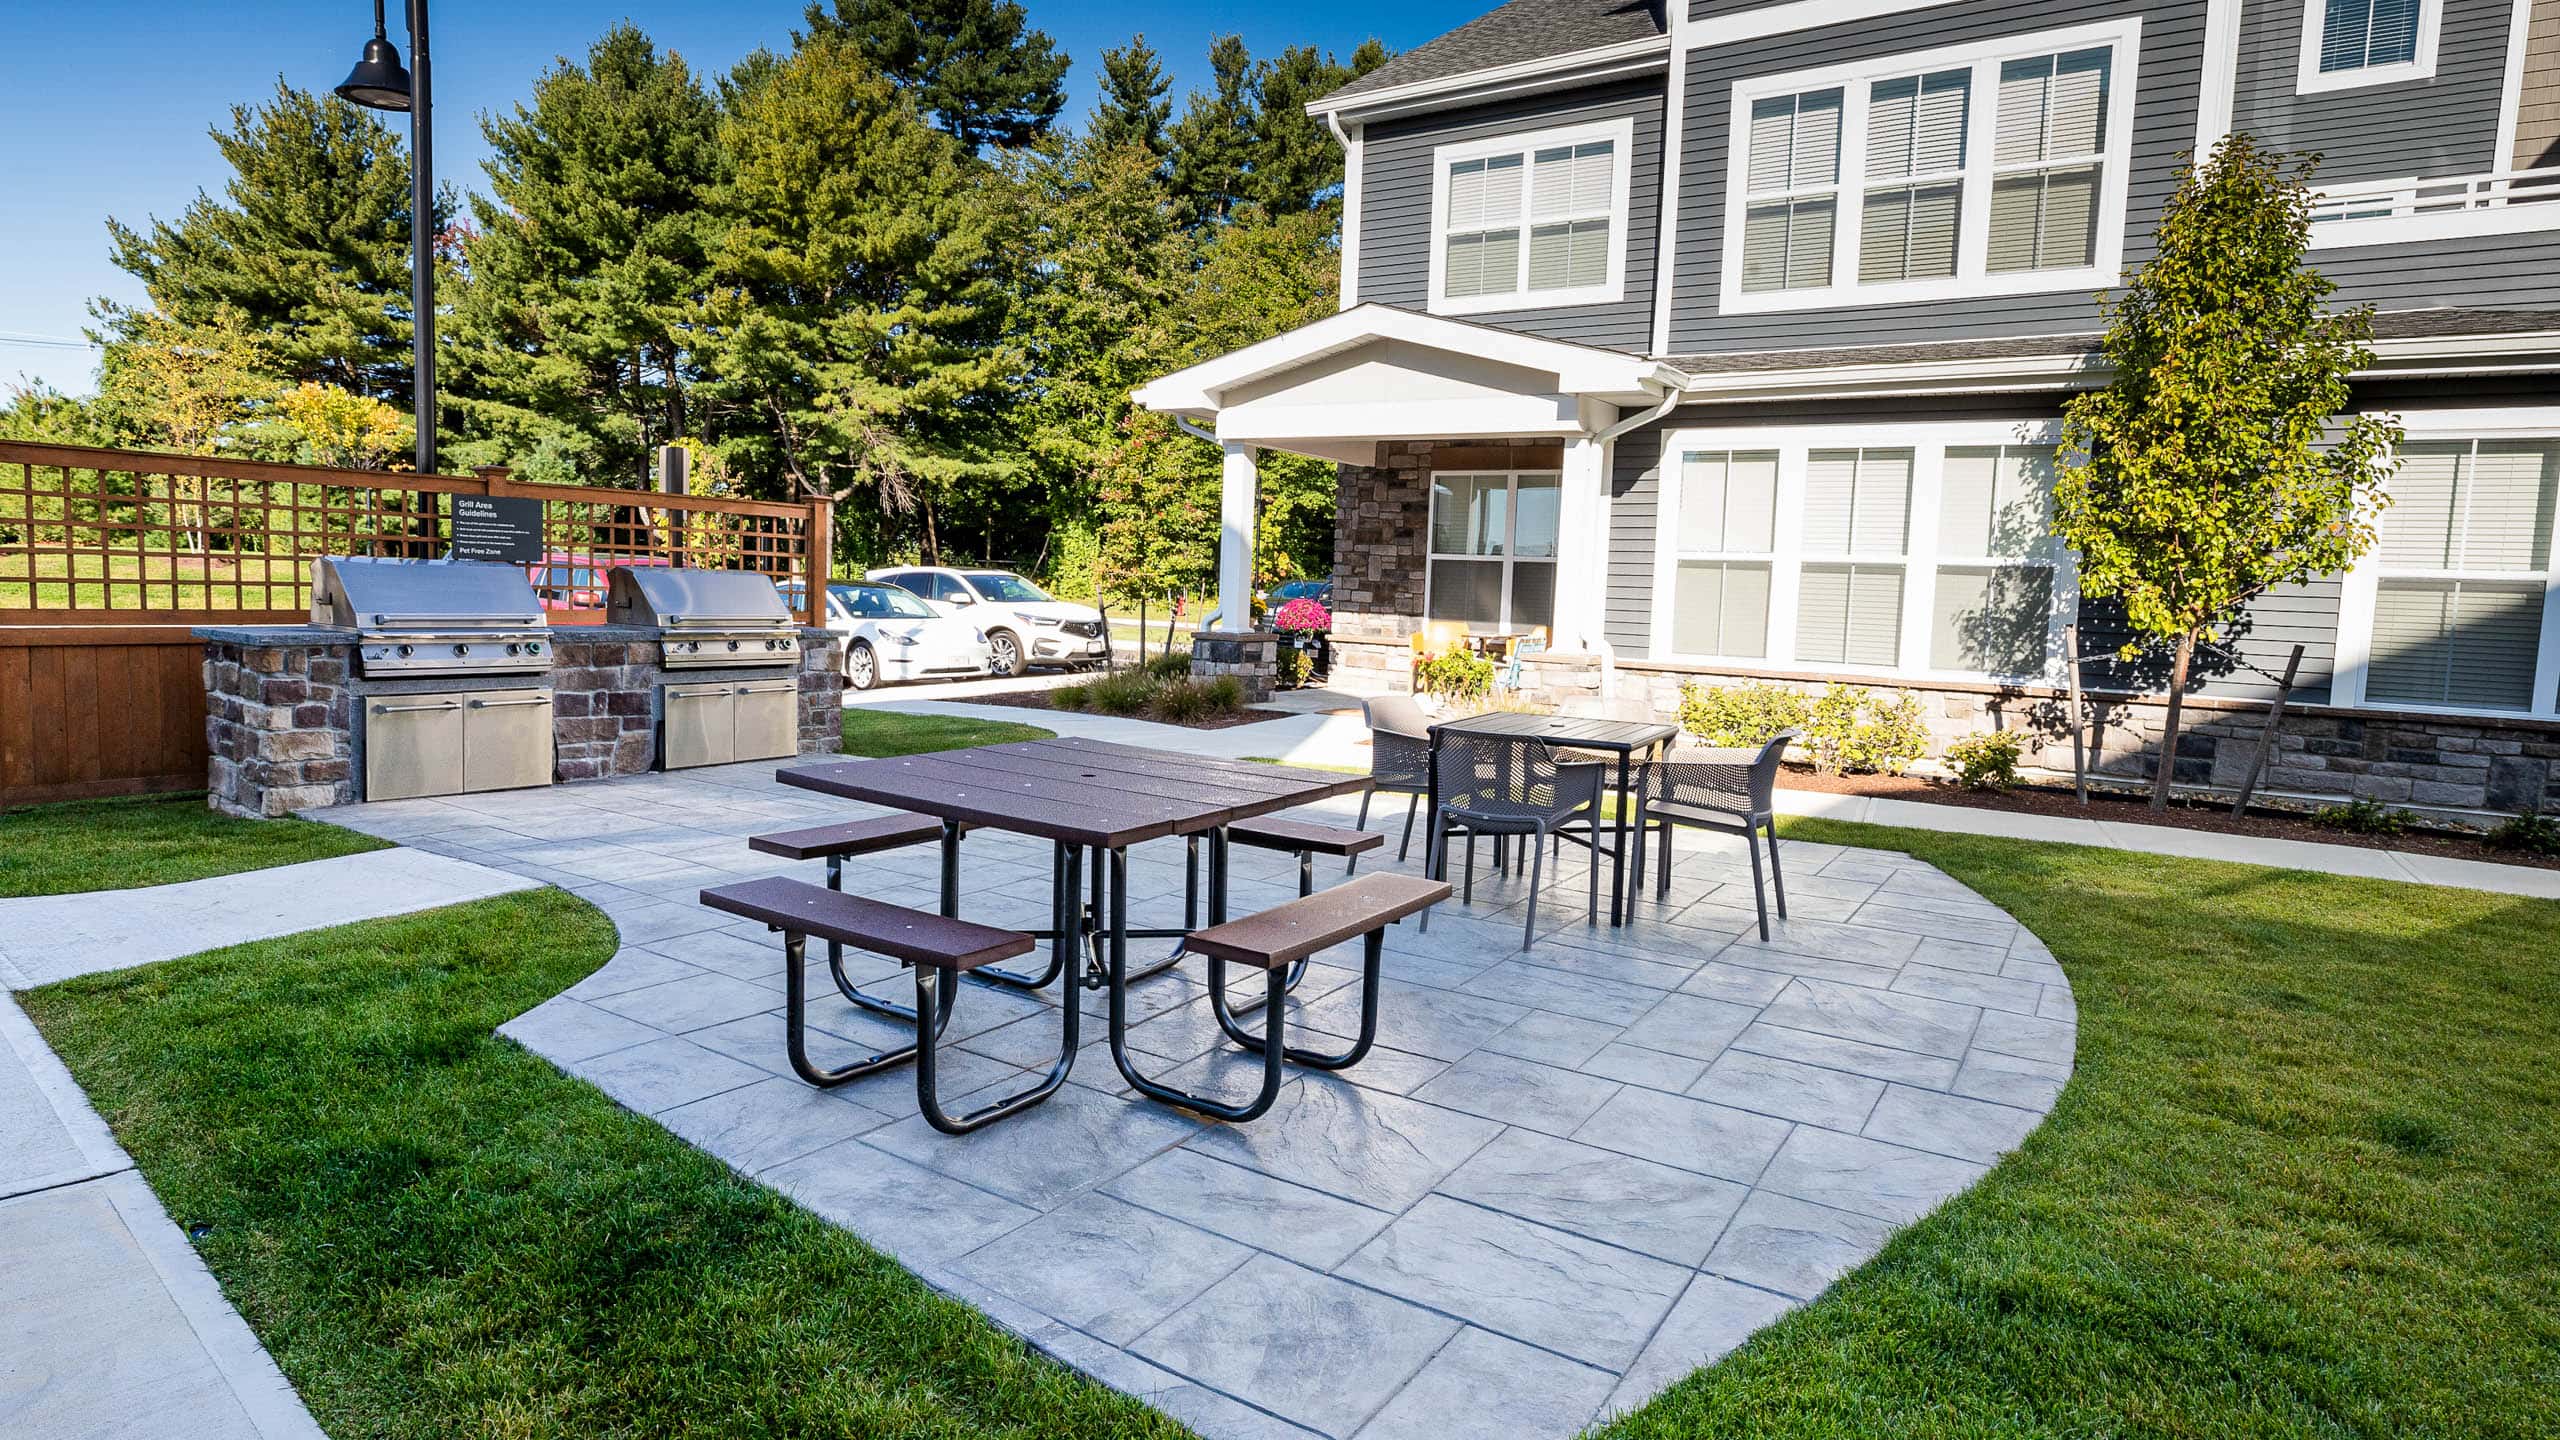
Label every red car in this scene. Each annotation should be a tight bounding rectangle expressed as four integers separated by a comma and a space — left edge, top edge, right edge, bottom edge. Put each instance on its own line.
531, 551, 669, 611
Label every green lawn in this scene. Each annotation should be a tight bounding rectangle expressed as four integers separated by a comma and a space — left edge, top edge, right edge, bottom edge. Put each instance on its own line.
1601, 818, 2560, 1440
840, 707, 1053, 756
0, 791, 387, 897
22, 889, 1184, 1439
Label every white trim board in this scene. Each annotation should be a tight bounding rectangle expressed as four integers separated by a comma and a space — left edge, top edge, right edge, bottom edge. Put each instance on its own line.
1426, 115, 1639, 318
2296, 0, 2446, 94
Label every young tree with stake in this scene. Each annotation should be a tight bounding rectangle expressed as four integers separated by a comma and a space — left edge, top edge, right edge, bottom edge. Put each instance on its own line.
2057, 135, 2399, 810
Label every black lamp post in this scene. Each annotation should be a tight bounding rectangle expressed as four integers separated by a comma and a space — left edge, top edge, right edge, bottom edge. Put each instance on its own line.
336, 0, 435, 476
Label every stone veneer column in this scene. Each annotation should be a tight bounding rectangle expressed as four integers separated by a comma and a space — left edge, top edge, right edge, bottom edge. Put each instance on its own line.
1190, 631, 1281, 703
546, 631, 664, 781
203, 639, 357, 818
798, 632, 846, 753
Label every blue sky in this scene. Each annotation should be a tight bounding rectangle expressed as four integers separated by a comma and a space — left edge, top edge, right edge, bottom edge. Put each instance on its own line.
0, 0, 1479, 396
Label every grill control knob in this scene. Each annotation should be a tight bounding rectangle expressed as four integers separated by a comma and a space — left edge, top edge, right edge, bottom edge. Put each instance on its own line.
396, 644, 414, 658
726, 640, 741, 651
505, 643, 521, 656
454, 643, 471, 657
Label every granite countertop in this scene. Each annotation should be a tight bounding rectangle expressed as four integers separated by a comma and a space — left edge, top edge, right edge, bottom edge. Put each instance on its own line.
193, 625, 354, 645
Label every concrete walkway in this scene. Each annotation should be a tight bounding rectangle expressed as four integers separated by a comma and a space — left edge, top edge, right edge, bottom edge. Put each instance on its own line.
3, 846, 537, 1440
2, 994, 327, 1440
0, 848, 543, 990
849, 695, 2560, 902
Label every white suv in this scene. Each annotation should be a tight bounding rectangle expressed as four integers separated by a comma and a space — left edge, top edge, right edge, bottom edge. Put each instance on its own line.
863, 566, 1107, 677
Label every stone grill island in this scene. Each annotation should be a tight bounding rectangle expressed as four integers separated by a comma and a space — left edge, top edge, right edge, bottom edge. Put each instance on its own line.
194, 559, 841, 818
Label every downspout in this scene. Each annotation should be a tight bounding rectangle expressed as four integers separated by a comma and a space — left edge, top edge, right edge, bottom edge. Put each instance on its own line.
1327, 112, 1360, 309
1173, 416, 1230, 630
1577, 379, 1683, 700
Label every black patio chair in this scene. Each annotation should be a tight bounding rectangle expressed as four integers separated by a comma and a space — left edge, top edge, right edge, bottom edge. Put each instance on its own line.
1425, 731, 1606, 951
1630, 729, 1797, 941
1354, 693, 1432, 870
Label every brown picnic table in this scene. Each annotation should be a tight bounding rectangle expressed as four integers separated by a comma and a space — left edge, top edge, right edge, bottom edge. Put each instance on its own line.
778, 735, 1369, 993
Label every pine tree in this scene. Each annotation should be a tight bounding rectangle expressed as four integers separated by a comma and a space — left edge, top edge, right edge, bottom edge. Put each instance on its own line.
2057, 135, 2400, 809
446, 24, 723, 486
1167, 36, 1259, 226
698, 32, 1017, 535
1090, 36, 1172, 159
799, 0, 1068, 154
1248, 41, 1387, 215
100, 82, 439, 405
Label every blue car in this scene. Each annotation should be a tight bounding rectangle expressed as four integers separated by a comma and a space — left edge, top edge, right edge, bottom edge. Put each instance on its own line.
1270, 579, 1333, 605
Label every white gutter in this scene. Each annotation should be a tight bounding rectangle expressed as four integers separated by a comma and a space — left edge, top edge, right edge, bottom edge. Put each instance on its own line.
1597, 380, 1681, 442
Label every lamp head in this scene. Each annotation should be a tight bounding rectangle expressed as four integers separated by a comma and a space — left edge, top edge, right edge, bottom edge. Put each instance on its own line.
336, 33, 411, 111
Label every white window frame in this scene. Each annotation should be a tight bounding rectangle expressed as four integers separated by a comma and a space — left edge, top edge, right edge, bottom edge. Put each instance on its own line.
1717, 18, 2143, 315
2333, 408, 2560, 719
1423, 468, 1565, 634
2295, 0, 2441, 95
1648, 419, 2074, 684
1426, 117, 1636, 317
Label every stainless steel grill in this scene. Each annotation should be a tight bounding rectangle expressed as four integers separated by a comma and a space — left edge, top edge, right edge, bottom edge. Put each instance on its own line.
606, 567, 803, 669
311, 555, 553, 678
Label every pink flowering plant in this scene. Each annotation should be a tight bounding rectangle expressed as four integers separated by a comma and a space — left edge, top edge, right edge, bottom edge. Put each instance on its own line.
1273, 596, 1332, 634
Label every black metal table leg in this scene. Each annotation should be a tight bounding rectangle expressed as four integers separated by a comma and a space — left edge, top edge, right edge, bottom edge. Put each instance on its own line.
823, 849, 958, 1037
915, 942, 1077, 1134
1610, 747, 1633, 927
1111, 845, 1286, 1121
785, 930, 945, 1087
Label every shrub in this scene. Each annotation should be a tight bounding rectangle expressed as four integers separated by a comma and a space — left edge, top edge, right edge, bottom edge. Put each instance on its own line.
1805, 685, 1929, 776
1200, 675, 1244, 711
1415, 649, 1496, 701
2313, 796, 2407, 836
1276, 647, 1314, 688
1679, 682, 1808, 747
1143, 652, 1191, 681
1945, 730, 2025, 791
1084, 669, 1155, 716
2484, 811, 2560, 858
1049, 682, 1090, 711
1148, 679, 1214, 723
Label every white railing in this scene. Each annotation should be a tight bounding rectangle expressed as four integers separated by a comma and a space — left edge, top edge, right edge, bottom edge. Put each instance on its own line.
2309, 165, 2560, 227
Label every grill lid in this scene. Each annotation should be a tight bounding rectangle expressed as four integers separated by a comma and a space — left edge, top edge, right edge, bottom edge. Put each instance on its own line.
606, 567, 794, 629
312, 555, 545, 632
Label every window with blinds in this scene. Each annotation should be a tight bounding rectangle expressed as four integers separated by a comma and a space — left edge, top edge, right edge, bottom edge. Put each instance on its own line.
1933, 444, 2058, 674
1428, 472, 1560, 634
1669, 451, 1780, 657
1796, 449, 1912, 667
1434, 123, 1626, 310
2319, 0, 2423, 72
2365, 440, 2558, 711
1989, 49, 2111, 274
1727, 26, 2128, 308
1741, 90, 1843, 293
1861, 70, 1969, 283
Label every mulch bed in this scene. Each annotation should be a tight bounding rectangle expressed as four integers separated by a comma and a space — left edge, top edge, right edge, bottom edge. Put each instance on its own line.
961, 686, 1294, 731
1780, 765, 2560, 872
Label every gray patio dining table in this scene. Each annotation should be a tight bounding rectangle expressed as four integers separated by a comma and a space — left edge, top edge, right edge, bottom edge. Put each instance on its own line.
775, 737, 1372, 1064
1425, 711, 1679, 927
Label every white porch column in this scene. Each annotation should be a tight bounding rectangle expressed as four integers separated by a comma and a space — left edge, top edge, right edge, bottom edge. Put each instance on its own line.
1549, 414, 1613, 653
1214, 440, 1259, 630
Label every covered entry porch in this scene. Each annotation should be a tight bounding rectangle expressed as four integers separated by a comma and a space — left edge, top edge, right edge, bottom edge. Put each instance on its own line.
1132, 304, 1688, 691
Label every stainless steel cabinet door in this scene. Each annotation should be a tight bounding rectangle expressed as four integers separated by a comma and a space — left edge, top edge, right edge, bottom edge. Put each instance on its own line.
462, 690, 555, 792
662, 682, 736, 769
732, 680, 798, 762
363, 696, 467, 801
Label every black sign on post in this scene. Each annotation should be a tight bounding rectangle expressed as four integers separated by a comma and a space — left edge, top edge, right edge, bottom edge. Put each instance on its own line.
448, 494, 545, 565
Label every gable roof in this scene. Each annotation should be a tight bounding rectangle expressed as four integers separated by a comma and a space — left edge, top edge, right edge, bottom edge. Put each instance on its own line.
1316, 0, 1667, 111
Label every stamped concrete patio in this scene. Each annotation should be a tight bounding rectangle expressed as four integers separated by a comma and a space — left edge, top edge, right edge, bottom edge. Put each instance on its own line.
325, 758, 2076, 1440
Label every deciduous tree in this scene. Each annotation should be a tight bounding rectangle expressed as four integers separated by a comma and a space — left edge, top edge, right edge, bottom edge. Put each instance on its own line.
2057, 135, 2399, 809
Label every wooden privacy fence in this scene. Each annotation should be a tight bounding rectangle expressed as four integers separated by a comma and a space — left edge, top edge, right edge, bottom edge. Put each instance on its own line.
0, 441, 832, 807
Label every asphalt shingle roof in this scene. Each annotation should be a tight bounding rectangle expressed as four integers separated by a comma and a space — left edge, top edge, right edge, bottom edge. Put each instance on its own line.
1321, 0, 1666, 106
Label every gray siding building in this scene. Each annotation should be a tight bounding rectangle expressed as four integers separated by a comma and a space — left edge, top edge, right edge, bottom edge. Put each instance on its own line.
1138, 0, 2560, 820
